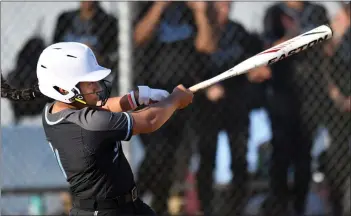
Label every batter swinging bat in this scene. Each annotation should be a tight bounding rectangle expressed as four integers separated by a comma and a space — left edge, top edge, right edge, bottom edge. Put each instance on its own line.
189, 24, 333, 92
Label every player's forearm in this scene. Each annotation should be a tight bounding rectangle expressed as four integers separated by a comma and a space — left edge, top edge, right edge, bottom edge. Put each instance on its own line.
103, 90, 140, 112
193, 11, 217, 53
131, 95, 178, 135
134, 4, 166, 46
102, 96, 129, 112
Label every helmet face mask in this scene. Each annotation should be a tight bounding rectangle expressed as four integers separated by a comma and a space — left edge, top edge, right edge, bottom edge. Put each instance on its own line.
95, 80, 112, 107
73, 80, 112, 107
36, 42, 112, 106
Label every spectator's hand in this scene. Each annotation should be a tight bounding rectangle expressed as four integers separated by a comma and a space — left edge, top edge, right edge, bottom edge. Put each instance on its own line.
329, 85, 351, 112
186, 1, 207, 13
329, 83, 340, 98
324, 8, 350, 56
336, 96, 351, 113
341, 96, 351, 112
331, 7, 350, 40
328, 7, 350, 54
171, 85, 194, 109
206, 84, 225, 102
247, 66, 272, 83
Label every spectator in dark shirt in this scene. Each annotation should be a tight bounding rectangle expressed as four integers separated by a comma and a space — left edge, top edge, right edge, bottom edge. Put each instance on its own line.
323, 3, 350, 216
193, 2, 270, 215
53, 2, 118, 93
53, 2, 117, 61
132, 1, 216, 215
260, 2, 329, 216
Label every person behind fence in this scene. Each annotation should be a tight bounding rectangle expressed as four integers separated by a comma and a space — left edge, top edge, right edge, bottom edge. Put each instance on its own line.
5, 36, 49, 124
52, 1, 119, 94
192, 2, 271, 216
133, 1, 216, 214
259, 1, 329, 216
36, 42, 193, 216
322, 2, 351, 216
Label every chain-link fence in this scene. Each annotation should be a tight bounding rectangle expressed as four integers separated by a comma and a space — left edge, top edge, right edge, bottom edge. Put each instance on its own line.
1, 1, 350, 216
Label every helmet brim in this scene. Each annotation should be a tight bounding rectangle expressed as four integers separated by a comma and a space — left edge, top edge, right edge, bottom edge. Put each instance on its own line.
80, 66, 111, 83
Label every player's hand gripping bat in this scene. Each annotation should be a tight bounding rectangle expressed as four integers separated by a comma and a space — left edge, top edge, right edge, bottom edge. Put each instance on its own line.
189, 24, 333, 92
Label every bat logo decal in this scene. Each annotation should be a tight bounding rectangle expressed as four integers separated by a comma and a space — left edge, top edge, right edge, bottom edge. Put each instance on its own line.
302, 31, 327, 36
267, 34, 329, 65
258, 39, 296, 55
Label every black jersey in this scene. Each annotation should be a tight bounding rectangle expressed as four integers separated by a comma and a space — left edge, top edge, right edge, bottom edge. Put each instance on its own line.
42, 102, 135, 199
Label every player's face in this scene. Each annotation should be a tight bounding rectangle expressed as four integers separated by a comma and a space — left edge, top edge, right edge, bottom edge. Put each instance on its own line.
78, 81, 103, 106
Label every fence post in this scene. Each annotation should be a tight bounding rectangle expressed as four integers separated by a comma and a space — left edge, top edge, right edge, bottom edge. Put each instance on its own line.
116, 1, 133, 163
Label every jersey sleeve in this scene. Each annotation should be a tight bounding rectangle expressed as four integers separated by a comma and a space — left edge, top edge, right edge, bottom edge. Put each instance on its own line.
66, 108, 134, 142
101, 111, 134, 141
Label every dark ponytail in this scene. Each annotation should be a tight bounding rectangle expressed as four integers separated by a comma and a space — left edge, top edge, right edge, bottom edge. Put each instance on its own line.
1, 75, 44, 101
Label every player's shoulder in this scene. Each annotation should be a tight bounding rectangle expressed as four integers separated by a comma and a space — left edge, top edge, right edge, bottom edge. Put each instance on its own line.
66, 107, 132, 132
42, 103, 132, 131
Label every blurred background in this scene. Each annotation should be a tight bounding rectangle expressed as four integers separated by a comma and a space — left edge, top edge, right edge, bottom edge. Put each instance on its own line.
1, 1, 350, 216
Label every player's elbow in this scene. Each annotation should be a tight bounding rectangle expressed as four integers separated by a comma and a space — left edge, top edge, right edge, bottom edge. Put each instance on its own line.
131, 112, 162, 135
148, 116, 162, 133
143, 112, 161, 133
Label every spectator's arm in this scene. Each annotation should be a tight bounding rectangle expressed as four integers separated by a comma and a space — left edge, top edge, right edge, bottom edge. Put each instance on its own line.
193, 11, 217, 53
133, 2, 169, 47
188, 2, 217, 53
325, 6, 349, 55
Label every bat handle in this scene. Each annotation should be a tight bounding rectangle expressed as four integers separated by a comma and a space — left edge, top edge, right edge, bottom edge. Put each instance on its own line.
189, 79, 216, 92
189, 72, 229, 92
188, 84, 203, 93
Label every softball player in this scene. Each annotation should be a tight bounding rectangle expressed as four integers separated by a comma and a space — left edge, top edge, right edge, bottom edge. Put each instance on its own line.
34, 42, 193, 216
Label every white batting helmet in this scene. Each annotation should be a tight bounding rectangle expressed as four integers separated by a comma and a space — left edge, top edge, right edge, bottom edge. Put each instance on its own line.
36, 42, 111, 104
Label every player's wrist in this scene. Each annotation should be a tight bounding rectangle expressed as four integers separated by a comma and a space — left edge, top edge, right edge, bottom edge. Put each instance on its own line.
167, 93, 181, 109
127, 89, 140, 110
170, 90, 187, 109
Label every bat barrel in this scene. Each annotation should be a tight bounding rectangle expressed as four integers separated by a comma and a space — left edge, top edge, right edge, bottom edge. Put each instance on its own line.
188, 24, 333, 92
